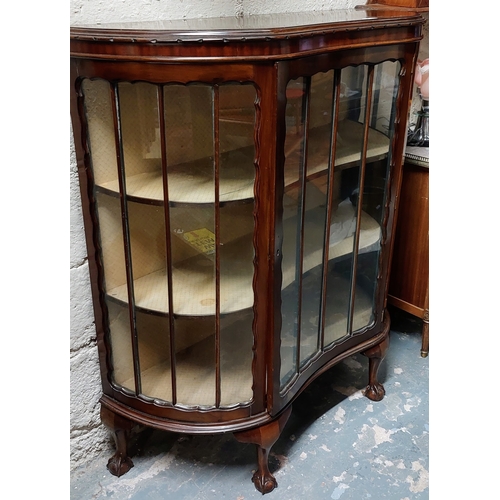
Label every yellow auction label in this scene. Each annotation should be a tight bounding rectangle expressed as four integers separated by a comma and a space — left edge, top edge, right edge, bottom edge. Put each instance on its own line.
183, 228, 215, 256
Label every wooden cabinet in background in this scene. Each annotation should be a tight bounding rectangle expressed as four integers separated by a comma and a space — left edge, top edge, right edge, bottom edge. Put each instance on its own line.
388, 147, 429, 356
364, 0, 429, 10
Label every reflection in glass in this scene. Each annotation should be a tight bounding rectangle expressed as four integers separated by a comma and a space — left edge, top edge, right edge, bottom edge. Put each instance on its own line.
107, 301, 135, 392
280, 76, 305, 387
352, 61, 400, 332
299, 71, 334, 367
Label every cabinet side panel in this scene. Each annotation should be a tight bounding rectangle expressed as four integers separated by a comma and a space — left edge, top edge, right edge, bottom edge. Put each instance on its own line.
388, 163, 429, 312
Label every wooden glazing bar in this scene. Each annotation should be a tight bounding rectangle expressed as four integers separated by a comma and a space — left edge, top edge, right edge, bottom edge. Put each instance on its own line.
158, 85, 177, 405
274, 62, 292, 397
347, 66, 375, 335
213, 85, 222, 408
319, 70, 342, 350
295, 76, 312, 372
248, 69, 267, 412
387, 67, 398, 149
110, 83, 142, 395
371, 67, 383, 130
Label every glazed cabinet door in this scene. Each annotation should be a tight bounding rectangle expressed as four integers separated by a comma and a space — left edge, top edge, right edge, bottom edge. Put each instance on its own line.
276, 56, 403, 401
78, 74, 262, 411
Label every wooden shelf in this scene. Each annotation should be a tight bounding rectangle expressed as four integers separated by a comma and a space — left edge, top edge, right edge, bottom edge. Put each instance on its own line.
98, 147, 256, 205
284, 120, 390, 187
114, 272, 374, 407
111, 315, 255, 408
282, 202, 381, 290
108, 235, 254, 317
97, 120, 389, 205
107, 208, 380, 317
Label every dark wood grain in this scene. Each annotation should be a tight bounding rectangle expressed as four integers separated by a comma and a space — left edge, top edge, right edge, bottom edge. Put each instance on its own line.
363, 331, 390, 401
388, 163, 429, 313
100, 405, 135, 477
388, 161, 429, 355
364, 0, 429, 10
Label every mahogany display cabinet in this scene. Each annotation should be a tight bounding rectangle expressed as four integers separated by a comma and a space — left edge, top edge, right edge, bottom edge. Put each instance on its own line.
70, 9, 424, 494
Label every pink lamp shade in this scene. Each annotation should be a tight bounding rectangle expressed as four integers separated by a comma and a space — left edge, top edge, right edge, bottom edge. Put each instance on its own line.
414, 58, 429, 100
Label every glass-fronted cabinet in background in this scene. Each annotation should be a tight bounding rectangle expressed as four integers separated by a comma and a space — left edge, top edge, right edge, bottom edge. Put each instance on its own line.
71, 10, 423, 494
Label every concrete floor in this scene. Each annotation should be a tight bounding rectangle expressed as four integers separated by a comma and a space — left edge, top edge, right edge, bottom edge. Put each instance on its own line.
70, 307, 429, 499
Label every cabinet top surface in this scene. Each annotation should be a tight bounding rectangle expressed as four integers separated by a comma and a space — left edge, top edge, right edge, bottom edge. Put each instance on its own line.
70, 8, 423, 41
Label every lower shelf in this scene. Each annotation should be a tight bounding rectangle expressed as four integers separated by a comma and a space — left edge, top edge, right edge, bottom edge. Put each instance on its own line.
109, 267, 375, 407
108, 241, 254, 316
110, 311, 255, 408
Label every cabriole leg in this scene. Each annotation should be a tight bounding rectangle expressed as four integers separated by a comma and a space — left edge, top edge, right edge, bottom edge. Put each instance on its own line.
234, 406, 292, 495
100, 405, 134, 477
362, 335, 389, 402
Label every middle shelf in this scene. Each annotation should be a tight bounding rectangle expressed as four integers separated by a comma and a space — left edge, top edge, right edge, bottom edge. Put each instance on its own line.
107, 205, 381, 317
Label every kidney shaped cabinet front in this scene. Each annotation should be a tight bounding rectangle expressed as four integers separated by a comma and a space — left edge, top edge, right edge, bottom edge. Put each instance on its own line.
70, 9, 423, 494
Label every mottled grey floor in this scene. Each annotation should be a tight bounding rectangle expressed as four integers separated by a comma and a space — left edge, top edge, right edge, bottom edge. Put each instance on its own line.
70, 307, 428, 499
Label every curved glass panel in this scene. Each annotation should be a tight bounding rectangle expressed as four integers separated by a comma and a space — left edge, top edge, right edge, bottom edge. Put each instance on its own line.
280, 61, 400, 391
81, 78, 257, 408
351, 61, 400, 333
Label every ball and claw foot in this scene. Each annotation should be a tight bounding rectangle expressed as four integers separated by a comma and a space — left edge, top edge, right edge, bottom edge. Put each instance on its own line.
107, 453, 134, 477
100, 406, 135, 478
362, 333, 389, 402
234, 406, 292, 495
364, 382, 386, 402
252, 468, 278, 495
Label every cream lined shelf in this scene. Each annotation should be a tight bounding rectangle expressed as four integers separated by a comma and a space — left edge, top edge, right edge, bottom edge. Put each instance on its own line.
116, 330, 255, 408
98, 148, 256, 204
96, 120, 389, 205
107, 208, 380, 317
108, 240, 254, 317
112, 272, 374, 408
281, 207, 381, 290
284, 120, 390, 186
99, 118, 385, 318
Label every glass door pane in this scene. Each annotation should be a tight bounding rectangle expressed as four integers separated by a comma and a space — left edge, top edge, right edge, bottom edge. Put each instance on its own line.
280, 76, 306, 388
280, 71, 337, 387
351, 61, 400, 332
81, 78, 136, 394
81, 78, 257, 409
279, 61, 400, 391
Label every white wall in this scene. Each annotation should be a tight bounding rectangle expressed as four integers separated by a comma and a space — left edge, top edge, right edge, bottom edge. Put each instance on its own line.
70, 0, 362, 25
71, 0, 408, 472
